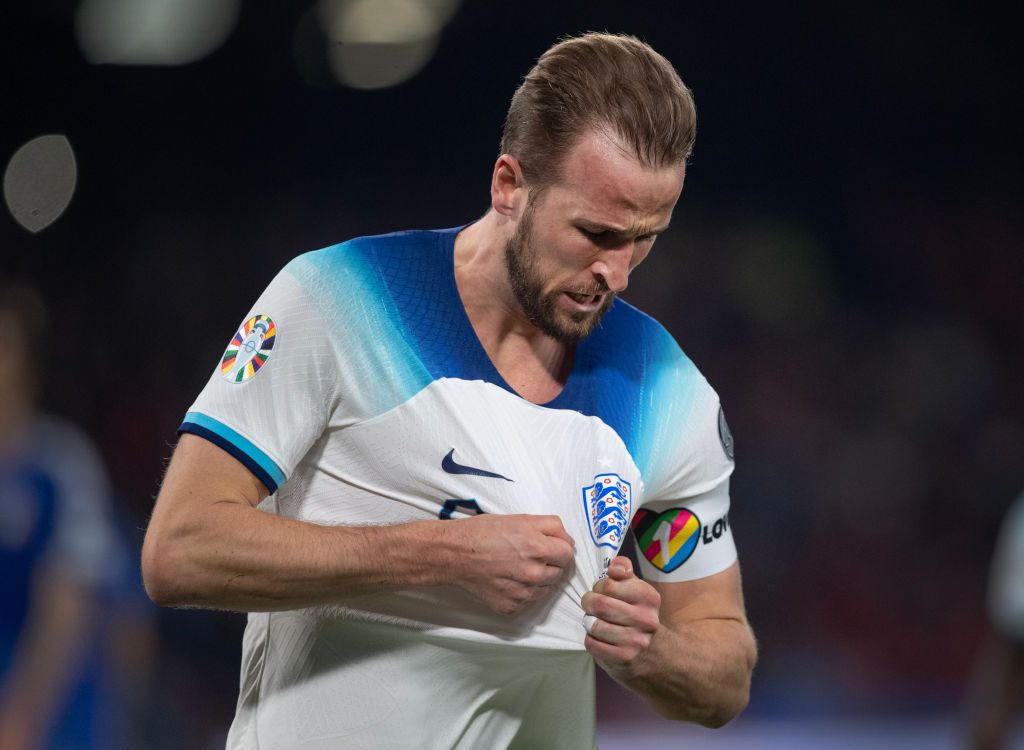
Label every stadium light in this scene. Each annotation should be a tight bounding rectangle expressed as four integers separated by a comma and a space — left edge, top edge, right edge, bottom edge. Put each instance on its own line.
74, 0, 240, 66
4, 135, 78, 234
314, 0, 457, 90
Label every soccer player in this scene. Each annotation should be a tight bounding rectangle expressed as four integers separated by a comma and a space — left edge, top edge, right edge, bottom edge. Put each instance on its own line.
0, 285, 130, 749
143, 32, 758, 748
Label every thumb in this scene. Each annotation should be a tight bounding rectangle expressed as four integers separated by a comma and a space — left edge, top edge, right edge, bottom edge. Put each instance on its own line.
608, 556, 633, 580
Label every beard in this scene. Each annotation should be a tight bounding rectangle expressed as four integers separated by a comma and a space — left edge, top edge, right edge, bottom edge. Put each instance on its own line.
503, 204, 615, 344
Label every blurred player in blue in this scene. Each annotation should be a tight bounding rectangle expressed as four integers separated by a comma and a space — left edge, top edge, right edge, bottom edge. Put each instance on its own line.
144, 32, 757, 748
0, 285, 152, 749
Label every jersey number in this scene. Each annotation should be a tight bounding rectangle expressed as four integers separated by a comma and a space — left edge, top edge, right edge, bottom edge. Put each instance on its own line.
439, 499, 485, 520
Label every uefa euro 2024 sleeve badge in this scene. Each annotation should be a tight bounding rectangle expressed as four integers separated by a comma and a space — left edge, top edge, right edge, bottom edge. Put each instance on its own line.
582, 474, 632, 550
221, 314, 277, 383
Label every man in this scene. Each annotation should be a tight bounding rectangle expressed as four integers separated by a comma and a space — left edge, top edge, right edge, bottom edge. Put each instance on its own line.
0, 284, 130, 749
143, 32, 757, 748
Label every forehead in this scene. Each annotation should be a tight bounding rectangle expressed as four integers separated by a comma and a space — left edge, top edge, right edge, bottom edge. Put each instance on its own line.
542, 129, 685, 228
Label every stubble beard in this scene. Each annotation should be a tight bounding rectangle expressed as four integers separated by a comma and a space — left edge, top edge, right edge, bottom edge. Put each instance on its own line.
503, 203, 615, 344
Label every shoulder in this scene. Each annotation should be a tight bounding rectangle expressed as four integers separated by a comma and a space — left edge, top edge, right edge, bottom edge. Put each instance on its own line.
591, 298, 708, 401
23, 413, 109, 485
577, 300, 724, 481
284, 227, 456, 286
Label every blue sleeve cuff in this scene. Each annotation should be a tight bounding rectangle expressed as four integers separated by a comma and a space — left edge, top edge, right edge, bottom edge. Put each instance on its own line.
178, 412, 286, 494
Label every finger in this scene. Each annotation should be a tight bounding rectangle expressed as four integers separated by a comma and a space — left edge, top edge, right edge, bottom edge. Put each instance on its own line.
584, 618, 650, 649
592, 575, 659, 608
534, 515, 576, 547
582, 592, 658, 630
607, 556, 633, 579
536, 559, 572, 584
584, 633, 640, 668
540, 537, 577, 569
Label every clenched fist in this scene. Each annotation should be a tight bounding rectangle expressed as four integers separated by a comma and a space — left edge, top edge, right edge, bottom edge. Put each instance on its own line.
440, 513, 576, 615
582, 556, 662, 674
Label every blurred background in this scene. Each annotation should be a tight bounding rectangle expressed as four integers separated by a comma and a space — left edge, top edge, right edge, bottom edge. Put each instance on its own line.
2, 0, 1022, 747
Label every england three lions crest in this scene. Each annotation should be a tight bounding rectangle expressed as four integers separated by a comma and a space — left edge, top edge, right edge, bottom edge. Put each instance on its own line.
582, 474, 632, 549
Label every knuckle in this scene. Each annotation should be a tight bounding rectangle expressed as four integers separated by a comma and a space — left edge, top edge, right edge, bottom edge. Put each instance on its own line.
520, 565, 545, 586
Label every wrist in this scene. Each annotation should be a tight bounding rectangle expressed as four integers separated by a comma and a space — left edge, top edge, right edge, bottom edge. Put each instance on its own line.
373, 520, 458, 589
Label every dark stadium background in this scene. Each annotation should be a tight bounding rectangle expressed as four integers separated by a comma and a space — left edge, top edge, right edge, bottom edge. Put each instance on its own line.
3, 1, 1022, 746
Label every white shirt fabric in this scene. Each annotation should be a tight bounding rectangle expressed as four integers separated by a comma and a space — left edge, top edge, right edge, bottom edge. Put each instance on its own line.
180, 227, 738, 749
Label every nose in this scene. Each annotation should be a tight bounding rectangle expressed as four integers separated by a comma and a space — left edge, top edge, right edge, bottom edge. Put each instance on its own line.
589, 249, 633, 294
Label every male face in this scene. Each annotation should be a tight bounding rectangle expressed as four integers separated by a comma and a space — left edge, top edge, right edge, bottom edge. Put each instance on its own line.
503, 129, 686, 343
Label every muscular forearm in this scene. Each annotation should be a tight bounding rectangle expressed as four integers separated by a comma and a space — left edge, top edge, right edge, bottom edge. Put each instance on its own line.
612, 617, 756, 727
144, 435, 576, 614
143, 503, 454, 611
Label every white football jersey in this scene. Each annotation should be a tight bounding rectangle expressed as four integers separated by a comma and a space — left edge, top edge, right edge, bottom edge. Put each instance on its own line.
181, 227, 738, 749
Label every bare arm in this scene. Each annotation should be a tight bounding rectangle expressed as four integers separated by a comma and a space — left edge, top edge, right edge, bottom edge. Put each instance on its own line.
582, 558, 756, 727
0, 568, 95, 750
142, 434, 574, 613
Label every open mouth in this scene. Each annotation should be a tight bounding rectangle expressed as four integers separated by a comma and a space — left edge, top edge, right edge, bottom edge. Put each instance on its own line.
565, 291, 603, 305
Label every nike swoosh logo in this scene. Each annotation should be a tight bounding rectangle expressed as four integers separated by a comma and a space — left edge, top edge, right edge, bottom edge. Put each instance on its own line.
442, 449, 514, 482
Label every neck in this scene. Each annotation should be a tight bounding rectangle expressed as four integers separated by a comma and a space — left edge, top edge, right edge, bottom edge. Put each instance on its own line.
454, 212, 572, 402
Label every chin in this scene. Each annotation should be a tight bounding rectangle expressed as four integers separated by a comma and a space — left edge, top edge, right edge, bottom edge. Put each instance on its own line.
548, 304, 613, 343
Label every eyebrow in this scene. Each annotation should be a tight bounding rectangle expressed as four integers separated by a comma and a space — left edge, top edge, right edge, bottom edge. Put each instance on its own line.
575, 219, 670, 237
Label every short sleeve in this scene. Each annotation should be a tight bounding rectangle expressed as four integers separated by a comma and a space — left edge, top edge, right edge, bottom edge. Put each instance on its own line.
179, 263, 340, 493
631, 376, 737, 584
988, 492, 1024, 640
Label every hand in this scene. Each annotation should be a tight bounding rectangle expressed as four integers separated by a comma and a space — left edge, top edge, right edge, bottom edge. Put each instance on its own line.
582, 556, 662, 675
443, 514, 576, 616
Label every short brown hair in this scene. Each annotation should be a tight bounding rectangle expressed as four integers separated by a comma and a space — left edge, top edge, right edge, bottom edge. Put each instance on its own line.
500, 32, 697, 189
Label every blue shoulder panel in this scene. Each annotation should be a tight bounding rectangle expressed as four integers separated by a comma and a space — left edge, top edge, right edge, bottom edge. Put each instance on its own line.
284, 227, 701, 477
286, 228, 510, 410
548, 300, 701, 478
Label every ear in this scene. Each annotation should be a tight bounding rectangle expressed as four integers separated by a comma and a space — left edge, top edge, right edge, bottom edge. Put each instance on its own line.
490, 154, 525, 218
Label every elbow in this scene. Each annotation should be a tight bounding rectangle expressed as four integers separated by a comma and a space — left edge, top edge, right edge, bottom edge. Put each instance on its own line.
695, 687, 750, 729
668, 631, 757, 728
141, 525, 193, 607
656, 686, 750, 728
697, 634, 757, 728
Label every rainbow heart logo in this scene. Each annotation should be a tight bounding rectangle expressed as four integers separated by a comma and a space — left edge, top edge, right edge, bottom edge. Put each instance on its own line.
631, 507, 701, 573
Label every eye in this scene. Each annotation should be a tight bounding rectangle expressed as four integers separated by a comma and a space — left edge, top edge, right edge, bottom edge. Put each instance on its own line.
579, 227, 608, 241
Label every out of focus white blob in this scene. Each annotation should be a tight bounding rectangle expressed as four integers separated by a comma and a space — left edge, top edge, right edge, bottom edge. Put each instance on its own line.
318, 0, 442, 90
4, 135, 78, 234
416, 0, 462, 24
74, 0, 240, 66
